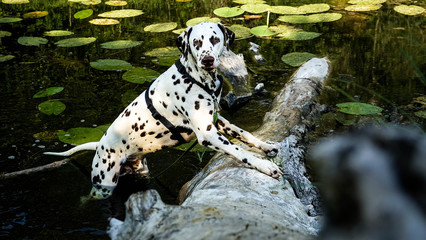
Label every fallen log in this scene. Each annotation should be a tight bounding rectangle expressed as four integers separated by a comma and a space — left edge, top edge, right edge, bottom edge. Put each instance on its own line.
108, 58, 330, 240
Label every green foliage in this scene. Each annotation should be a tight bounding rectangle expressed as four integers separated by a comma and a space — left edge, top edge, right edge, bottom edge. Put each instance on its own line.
90, 59, 133, 71
105, 1, 127, 7
336, 102, 383, 115
55, 37, 96, 47
2, 0, 29, 4
74, 9, 93, 19
228, 25, 252, 39
278, 13, 342, 24
0, 31, 12, 37
89, 18, 120, 25
269, 25, 321, 40
38, 100, 66, 115
18, 37, 48, 46
33, 87, 64, 98
57, 127, 105, 145
394, 5, 425, 16
98, 9, 144, 18
144, 22, 177, 32
186, 17, 220, 27
122, 67, 160, 84
213, 7, 245, 18
281, 52, 316, 67
241, 4, 271, 14
0, 54, 15, 62
44, 30, 74, 37
100, 40, 141, 49
23, 11, 49, 19
345, 4, 382, 12
0, 17, 22, 23
250, 25, 275, 37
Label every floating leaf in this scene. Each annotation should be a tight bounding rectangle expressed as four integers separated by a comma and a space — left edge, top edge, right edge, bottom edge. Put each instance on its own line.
90, 59, 133, 71
233, 0, 265, 4
101, 40, 141, 49
394, 5, 425, 16
152, 57, 177, 66
241, 4, 271, 14
214, 7, 245, 18
144, 22, 177, 32
348, 0, 386, 4
176, 0, 192, 2
414, 110, 426, 119
105, 0, 127, 6
228, 24, 252, 39
281, 52, 316, 67
44, 30, 74, 37
270, 6, 298, 15
0, 54, 15, 62
145, 46, 180, 57
74, 9, 93, 19
33, 130, 60, 142
345, 4, 382, 12
57, 127, 104, 145
89, 18, 120, 25
33, 87, 64, 98
122, 67, 160, 84
0, 17, 23, 23
172, 28, 186, 34
0, 31, 12, 37
186, 17, 220, 26
298, 4, 330, 14
278, 13, 342, 24
80, 0, 101, 5
250, 25, 275, 37
2, 0, 29, 4
270, 25, 321, 40
23, 11, 49, 19
55, 37, 96, 47
98, 9, 144, 18
336, 102, 383, 115
38, 100, 66, 116
18, 37, 48, 46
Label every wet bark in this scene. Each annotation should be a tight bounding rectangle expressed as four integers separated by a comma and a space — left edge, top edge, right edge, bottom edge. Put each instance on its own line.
109, 58, 330, 240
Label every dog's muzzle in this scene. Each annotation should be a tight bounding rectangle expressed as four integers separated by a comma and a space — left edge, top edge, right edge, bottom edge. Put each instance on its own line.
201, 56, 215, 71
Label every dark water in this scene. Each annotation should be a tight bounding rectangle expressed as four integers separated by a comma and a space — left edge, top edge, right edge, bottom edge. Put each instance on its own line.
0, 0, 425, 238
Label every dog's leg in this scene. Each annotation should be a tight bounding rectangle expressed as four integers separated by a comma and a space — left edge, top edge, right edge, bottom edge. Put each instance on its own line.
215, 115, 278, 157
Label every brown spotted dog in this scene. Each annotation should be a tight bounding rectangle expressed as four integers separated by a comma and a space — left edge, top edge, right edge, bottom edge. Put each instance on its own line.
45, 22, 282, 199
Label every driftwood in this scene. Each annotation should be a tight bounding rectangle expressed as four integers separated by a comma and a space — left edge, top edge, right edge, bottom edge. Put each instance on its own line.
0, 158, 71, 179
108, 58, 330, 240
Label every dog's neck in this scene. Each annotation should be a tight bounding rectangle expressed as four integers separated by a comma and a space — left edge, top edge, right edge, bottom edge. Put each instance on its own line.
179, 56, 219, 92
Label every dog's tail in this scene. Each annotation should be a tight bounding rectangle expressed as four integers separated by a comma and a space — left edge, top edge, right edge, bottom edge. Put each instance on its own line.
44, 142, 98, 156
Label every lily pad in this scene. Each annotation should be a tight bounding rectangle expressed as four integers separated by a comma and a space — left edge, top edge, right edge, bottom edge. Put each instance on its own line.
57, 127, 104, 145
98, 9, 144, 18
348, 0, 386, 4
152, 57, 177, 66
33, 87, 64, 98
213, 7, 245, 18
345, 4, 382, 12
394, 5, 425, 16
80, 0, 101, 5
278, 13, 342, 24
18, 37, 48, 46
23, 11, 49, 19
101, 40, 141, 49
89, 18, 120, 25
186, 17, 220, 26
0, 17, 23, 23
2, 0, 29, 4
298, 4, 330, 14
74, 9, 93, 19
270, 6, 298, 15
228, 24, 252, 39
250, 25, 275, 37
38, 100, 66, 116
336, 102, 383, 115
105, 0, 127, 6
414, 110, 426, 119
281, 52, 316, 67
55, 37, 96, 47
0, 31, 12, 37
145, 46, 180, 57
233, 0, 265, 4
122, 67, 160, 84
0, 54, 15, 62
90, 59, 133, 71
144, 22, 177, 32
172, 28, 186, 35
33, 130, 60, 142
270, 25, 321, 40
44, 30, 74, 37
241, 4, 271, 14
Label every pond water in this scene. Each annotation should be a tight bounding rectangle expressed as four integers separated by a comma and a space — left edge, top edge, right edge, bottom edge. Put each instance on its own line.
0, 0, 425, 239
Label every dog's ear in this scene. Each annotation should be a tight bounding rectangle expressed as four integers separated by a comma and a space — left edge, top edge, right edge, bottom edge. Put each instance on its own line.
176, 26, 193, 58
218, 23, 235, 51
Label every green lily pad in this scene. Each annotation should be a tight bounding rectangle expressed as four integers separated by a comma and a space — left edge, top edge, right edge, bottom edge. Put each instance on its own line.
228, 24, 252, 39
214, 7, 245, 18
145, 46, 180, 57
33, 87, 64, 98
144, 22, 178, 32
0, 31, 12, 37
89, 18, 120, 25
38, 100, 66, 116
278, 31, 321, 40
55, 37, 96, 47
74, 9, 93, 19
80, 0, 101, 5
0, 17, 23, 23
270, 6, 298, 15
176, 0, 192, 2
98, 9, 144, 18
23, 11, 49, 19
2, 0, 29, 4
101, 40, 141, 49
233, 0, 265, 4
348, 0, 386, 4
336, 102, 383, 115
33, 130, 60, 142
57, 127, 104, 145
152, 57, 177, 66
172, 28, 186, 35
186, 17, 220, 27
90, 59, 133, 71
298, 4, 330, 14
250, 25, 275, 37
122, 67, 160, 84
281, 52, 316, 67
0, 54, 15, 62
105, 1, 128, 6
278, 13, 342, 24
345, 4, 382, 12
414, 110, 426, 119
44, 30, 74, 37
394, 5, 425, 16
241, 4, 271, 14
18, 37, 48, 46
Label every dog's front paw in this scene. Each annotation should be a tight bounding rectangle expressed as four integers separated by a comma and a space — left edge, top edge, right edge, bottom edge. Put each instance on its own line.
247, 158, 282, 179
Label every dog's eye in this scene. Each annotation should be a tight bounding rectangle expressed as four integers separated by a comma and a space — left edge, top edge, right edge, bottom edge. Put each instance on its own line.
193, 39, 203, 49
209, 36, 220, 46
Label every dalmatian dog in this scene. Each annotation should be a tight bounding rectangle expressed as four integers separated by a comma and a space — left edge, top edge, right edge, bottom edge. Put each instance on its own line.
45, 22, 282, 199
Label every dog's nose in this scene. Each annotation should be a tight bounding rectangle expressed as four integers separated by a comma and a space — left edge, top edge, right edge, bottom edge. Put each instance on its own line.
201, 56, 215, 68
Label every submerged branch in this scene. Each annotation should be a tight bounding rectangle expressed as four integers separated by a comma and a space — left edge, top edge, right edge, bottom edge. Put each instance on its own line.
1, 158, 71, 179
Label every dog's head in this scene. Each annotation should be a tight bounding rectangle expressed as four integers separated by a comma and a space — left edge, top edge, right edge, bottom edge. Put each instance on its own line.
176, 22, 235, 72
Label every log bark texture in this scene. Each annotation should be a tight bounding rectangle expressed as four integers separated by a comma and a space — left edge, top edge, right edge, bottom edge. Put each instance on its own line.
109, 58, 330, 240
